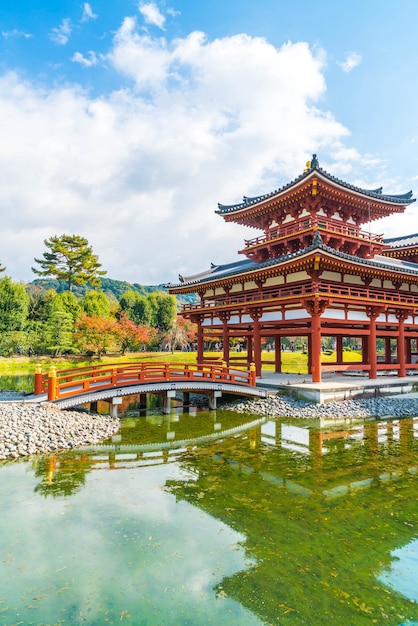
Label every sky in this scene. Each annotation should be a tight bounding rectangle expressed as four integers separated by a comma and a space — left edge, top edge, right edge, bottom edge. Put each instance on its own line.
0, 0, 418, 286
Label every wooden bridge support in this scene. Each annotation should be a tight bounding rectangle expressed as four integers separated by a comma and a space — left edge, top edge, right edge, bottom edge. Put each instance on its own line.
183, 392, 190, 412
139, 393, 147, 411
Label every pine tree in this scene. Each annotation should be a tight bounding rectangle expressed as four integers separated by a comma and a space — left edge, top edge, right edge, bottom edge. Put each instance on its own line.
32, 234, 106, 292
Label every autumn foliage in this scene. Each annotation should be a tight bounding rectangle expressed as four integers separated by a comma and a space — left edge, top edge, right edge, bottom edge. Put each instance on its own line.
74, 314, 120, 357
74, 313, 154, 357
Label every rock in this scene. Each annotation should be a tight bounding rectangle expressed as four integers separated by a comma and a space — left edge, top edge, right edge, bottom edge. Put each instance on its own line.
0, 401, 120, 460
220, 393, 418, 420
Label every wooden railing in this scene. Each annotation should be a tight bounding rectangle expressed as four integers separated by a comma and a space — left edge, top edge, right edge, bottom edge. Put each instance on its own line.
243, 217, 383, 249
182, 281, 418, 311
34, 362, 257, 401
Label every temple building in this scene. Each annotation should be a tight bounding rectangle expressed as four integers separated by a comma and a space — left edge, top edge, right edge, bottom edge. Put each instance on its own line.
168, 156, 418, 382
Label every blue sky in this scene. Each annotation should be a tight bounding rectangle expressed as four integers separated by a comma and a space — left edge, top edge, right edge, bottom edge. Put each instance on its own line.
0, 1, 417, 284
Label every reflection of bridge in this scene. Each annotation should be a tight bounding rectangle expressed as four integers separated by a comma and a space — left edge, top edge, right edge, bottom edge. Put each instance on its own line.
33, 361, 267, 414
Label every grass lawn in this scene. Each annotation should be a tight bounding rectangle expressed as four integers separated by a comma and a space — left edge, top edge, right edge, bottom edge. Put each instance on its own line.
0, 349, 363, 377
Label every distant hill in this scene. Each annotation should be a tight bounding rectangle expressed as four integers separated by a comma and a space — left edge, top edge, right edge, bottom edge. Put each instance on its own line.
28, 278, 198, 304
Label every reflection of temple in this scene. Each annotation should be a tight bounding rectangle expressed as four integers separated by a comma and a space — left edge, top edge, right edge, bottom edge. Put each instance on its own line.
165, 416, 418, 625
33, 412, 418, 623
168, 157, 418, 381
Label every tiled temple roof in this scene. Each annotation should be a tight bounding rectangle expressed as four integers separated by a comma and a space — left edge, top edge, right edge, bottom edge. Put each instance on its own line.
216, 155, 415, 214
384, 233, 418, 248
167, 232, 418, 290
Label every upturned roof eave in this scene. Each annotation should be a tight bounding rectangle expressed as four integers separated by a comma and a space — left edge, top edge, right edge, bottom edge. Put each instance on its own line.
167, 241, 418, 294
216, 165, 415, 217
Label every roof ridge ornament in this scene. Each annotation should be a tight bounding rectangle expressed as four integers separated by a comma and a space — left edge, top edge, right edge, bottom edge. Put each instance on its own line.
304, 153, 319, 171
310, 154, 319, 169
312, 229, 323, 246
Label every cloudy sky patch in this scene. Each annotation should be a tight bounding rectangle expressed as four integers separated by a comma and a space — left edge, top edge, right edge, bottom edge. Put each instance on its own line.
338, 51, 362, 73
49, 18, 73, 45
0, 0, 416, 285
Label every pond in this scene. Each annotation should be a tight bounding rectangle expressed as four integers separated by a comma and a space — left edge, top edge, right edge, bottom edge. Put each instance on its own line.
0, 406, 417, 625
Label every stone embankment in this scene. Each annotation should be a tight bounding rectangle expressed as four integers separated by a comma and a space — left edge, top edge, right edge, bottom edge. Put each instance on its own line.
221, 393, 418, 419
0, 399, 120, 460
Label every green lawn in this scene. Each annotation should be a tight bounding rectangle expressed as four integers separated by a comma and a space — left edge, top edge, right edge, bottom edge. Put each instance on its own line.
0, 349, 363, 377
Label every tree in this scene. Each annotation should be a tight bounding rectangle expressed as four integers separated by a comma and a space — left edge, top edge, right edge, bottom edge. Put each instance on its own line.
115, 313, 152, 354
0, 276, 29, 332
42, 291, 81, 355
81, 290, 111, 318
163, 316, 197, 352
147, 292, 177, 331
32, 234, 106, 292
119, 290, 151, 326
0, 262, 5, 273
44, 308, 75, 356
74, 313, 119, 357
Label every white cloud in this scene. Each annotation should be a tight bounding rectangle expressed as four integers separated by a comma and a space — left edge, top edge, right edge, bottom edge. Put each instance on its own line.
338, 51, 362, 73
72, 50, 99, 67
82, 2, 98, 22
2, 29, 32, 39
139, 2, 166, 29
49, 18, 73, 45
0, 22, 372, 286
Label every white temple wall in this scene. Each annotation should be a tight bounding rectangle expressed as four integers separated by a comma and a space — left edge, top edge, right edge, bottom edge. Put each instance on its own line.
322, 271, 341, 282
287, 271, 309, 283
264, 275, 285, 287
344, 274, 362, 285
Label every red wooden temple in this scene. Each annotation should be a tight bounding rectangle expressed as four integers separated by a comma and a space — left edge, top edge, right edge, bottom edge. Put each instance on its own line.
168, 155, 418, 382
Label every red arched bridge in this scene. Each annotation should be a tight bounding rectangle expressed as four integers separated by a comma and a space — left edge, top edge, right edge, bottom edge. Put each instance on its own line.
33, 361, 267, 414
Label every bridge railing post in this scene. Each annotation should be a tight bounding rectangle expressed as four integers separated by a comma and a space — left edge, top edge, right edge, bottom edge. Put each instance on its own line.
249, 362, 256, 386
222, 361, 227, 382
34, 364, 44, 395
47, 366, 57, 401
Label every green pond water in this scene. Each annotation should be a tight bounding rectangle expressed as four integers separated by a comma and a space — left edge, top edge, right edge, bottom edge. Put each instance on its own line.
0, 405, 417, 626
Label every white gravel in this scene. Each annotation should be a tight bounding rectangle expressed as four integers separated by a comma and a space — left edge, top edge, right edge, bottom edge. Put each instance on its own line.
221, 393, 418, 419
0, 401, 120, 460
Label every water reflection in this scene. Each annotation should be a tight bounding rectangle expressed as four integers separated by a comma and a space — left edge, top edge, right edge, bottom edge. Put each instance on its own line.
0, 410, 417, 625
0, 374, 33, 393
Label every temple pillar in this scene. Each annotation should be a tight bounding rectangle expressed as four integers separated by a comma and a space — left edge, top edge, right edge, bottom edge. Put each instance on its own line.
274, 337, 282, 372
384, 337, 391, 364
195, 316, 204, 363
336, 336, 343, 364
303, 296, 327, 383
367, 309, 379, 379
362, 335, 369, 365
406, 337, 412, 368
250, 309, 262, 376
396, 312, 406, 377
221, 313, 230, 366
247, 334, 253, 367
307, 334, 312, 371
311, 312, 322, 383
